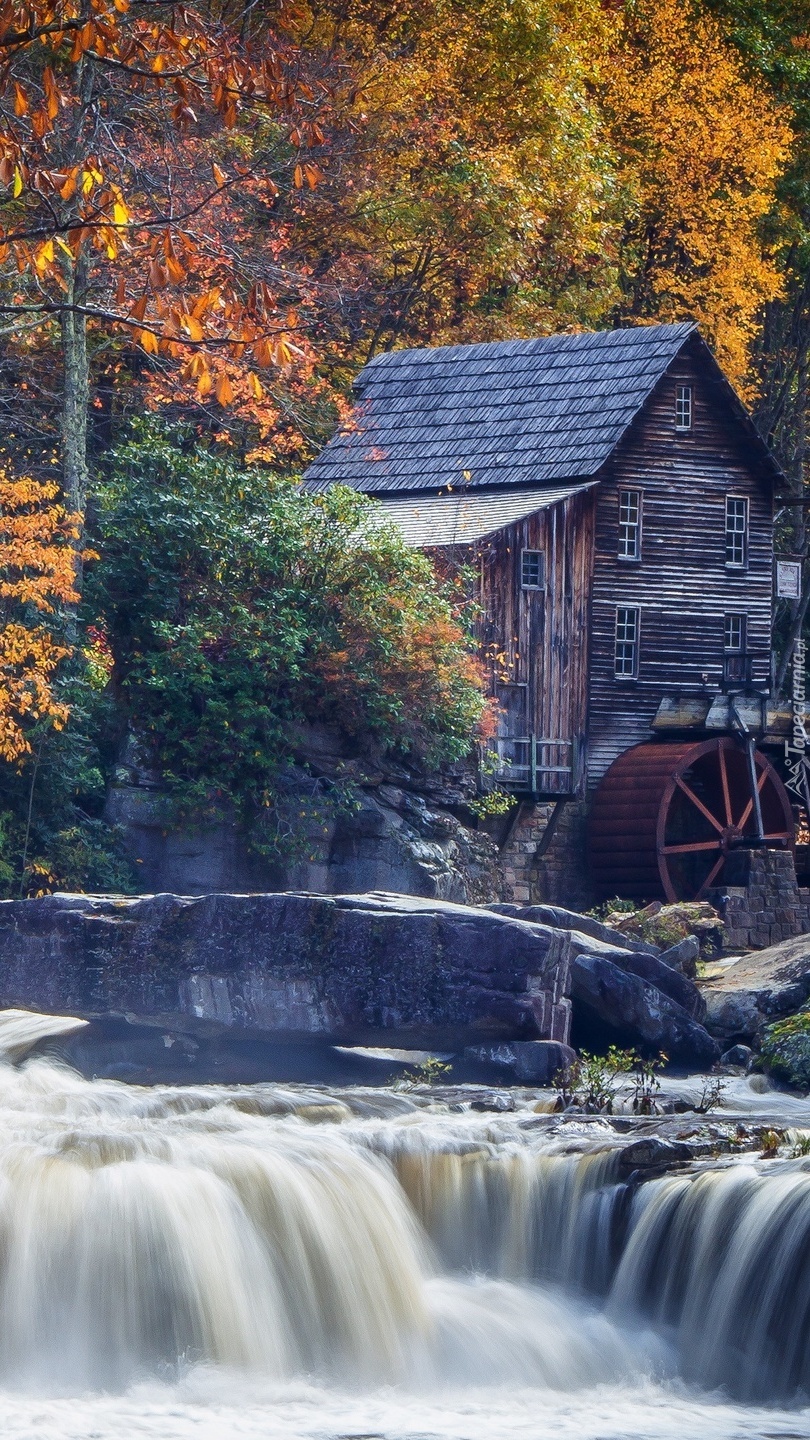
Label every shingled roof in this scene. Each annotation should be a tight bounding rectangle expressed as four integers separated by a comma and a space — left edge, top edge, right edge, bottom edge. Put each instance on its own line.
304, 321, 702, 495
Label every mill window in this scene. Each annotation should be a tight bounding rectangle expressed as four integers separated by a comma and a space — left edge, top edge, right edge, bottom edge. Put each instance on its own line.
725, 495, 748, 568
724, 613, 749, 683
675, 384, 692, 431
618, 489, 642, 560
614, 606, 640, 679
521, 549, 545, 589
724, 613, 745, 653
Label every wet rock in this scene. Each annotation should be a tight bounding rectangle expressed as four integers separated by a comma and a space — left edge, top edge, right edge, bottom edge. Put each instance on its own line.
659, 936, 700, 977
469, 1093, 516, 1112
720, 1043, 754, 1069
461, 1039, 576, 1086
617, 1136, 694, 1173
0, 890, 573, 1053
570, 951, 719, 1066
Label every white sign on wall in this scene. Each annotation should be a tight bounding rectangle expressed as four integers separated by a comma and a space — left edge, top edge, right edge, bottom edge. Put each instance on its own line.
777, 560, 802, 599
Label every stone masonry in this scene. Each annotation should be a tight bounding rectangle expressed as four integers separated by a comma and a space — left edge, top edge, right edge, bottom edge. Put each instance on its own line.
498, 799, 594, 910
709, 848, 810, 952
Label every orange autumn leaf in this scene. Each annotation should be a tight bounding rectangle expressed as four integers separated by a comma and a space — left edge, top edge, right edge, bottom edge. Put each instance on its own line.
214, 373, 234, 405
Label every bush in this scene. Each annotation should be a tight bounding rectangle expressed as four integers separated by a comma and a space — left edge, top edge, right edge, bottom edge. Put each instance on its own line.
0, 653, 136, 897
87, 420, 491, 840
761, 1010, 810, 1090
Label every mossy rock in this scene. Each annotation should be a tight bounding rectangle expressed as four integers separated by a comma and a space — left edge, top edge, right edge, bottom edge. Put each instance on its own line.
761, 1010, 810, 1089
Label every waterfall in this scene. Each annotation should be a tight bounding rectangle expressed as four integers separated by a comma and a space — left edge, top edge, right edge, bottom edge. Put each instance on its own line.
0, 1011, 808, 1411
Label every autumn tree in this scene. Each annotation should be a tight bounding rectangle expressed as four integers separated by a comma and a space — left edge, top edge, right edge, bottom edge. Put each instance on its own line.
0, 0, 335, 521
0, 469, 79, 763
289, 0, 619, 359
605, 0, 792, 390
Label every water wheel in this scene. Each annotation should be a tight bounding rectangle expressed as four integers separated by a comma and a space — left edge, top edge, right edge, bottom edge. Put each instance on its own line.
588, 738, 794, 902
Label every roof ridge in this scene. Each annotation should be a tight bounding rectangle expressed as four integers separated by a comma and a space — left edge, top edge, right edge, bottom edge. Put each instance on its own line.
358, 321, 697, 378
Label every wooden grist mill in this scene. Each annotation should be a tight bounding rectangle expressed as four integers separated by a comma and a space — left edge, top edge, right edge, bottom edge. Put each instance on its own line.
306, 321, 803, 914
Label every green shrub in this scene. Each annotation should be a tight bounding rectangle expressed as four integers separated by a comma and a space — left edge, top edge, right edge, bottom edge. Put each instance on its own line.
86, 420, 491, 846
761, 1010, 810, 1090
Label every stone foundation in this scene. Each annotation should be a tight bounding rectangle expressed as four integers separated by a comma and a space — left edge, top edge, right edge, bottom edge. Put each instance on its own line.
709, 849, 810, 952
498, 799, 594, 910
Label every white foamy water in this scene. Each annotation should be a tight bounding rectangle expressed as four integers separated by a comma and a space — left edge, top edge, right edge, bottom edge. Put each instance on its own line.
0, 1010, 808, 1439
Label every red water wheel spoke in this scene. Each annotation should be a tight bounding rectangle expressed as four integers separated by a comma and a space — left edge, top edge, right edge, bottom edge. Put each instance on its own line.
696, 854, 727, 900
718, 745, 733, 827
673, 775, 725, 834
662, 840, 722, 855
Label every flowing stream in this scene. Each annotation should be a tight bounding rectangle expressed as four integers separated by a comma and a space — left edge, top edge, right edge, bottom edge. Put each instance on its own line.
0, 1012, 809, 1439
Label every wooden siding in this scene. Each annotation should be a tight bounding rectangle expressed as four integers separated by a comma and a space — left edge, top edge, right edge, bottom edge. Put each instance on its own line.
474, 490, 595, 794
587, 336, 774, 786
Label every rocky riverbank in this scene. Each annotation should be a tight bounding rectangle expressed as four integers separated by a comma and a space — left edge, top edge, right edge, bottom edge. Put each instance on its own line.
0, 889, 725, 1076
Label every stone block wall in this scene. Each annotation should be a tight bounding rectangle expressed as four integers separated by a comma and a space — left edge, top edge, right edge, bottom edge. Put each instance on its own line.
709, 848, 810, 952
499, 799, 594, 910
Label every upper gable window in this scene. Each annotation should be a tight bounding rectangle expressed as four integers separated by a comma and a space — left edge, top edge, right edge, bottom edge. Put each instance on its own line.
725, 495, 748, 568
675, 384, 692, 432
521, 549, 545, 589
618, 489, 642, 561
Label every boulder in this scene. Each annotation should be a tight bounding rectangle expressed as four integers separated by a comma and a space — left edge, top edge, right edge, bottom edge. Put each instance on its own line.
575, 941, 706, 1022
570, 950, 719, 1066
720, 1043, 754, 1069
616, 1136, 694, 1174
702, 933, 810, 1043
461, 1039, 576, 1086
494, 907, 712, 1063
489, 903, 658, 954
658, 935, 700, 977
0, 890, 572, 1052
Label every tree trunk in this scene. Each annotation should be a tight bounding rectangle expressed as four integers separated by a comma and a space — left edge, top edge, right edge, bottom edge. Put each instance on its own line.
60, 249, 90, 527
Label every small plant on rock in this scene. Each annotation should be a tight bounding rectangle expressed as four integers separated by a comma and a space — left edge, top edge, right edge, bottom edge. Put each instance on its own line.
630, 1053, 668, 1115
397, 1056, 453, 1088
761, 1128, 785, 1157
555, 1047, 636, 1113
694, 1075, 728, 1114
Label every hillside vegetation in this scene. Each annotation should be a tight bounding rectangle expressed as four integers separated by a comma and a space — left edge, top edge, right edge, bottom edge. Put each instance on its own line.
0, 0, 806, 892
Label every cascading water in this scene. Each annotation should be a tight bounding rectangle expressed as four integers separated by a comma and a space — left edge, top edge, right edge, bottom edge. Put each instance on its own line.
0, 1010, 809, 1440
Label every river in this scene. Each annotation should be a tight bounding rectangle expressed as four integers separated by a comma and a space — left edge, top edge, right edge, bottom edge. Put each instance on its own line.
0, 1012, 808, 1439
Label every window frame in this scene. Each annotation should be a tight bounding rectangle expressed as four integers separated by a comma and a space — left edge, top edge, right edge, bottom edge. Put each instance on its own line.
614, 605, 640, 680
617, 487, 643, 563
723, 613, 746, 654
723, 612, 749, 684
675, 383, 692, 433
520, 548, 545, 590
725, 494, 749, 570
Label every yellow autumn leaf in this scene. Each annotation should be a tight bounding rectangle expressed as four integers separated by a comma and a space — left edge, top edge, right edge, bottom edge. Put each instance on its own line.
12, 169, 22, 199
215, 373, 234, 405
139, 329, 159, 355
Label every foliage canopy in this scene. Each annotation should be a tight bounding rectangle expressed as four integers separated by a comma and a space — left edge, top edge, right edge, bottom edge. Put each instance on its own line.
88, 421, 490, 841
